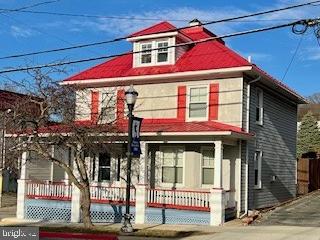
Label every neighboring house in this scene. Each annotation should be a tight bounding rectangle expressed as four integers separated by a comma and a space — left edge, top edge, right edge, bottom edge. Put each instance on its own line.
16, 20, 306, 226
0, 90, 31, 193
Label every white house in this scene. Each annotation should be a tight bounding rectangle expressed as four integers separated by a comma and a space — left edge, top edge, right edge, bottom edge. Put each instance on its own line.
15, 20, 306, 226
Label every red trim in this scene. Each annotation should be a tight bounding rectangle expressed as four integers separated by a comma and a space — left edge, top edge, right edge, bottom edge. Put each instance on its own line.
116, 89, 125, 122
91, 199, 135, 206
177, 85, 186, 121
209, 83, 219, 120
40, 231, 118, 240
148, 188, 210, 194
91, 91, 99, 123
27, 195, 71, 201
147, 203, 209, 212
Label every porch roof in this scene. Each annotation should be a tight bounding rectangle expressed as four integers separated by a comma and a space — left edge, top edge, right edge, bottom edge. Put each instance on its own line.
9, 120, 253, 139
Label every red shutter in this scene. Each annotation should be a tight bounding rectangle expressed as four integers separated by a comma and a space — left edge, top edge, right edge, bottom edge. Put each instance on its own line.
177, 86, 186, 121
116, 89, 125, 122
209, 83, 219, 120
91, 91, 99, 123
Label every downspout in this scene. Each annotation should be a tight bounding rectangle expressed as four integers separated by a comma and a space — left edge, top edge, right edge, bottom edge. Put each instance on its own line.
240, 75, 261, 218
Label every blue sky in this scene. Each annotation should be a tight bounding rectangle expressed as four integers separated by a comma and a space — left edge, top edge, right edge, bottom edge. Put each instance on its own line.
0, 0, 319, 97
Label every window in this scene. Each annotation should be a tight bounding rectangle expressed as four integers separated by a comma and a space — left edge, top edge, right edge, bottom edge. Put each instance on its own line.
141, 43, 152, 64
254, 151, 262, 189
98, 153, 111, 182
101, 92, 116, 123
256, 88, 263, 125
138, 40, 170, 66
189, 86, 208, 119
157, 41, 168, 63
161, 147, 183, 184
201, 148, 215, 185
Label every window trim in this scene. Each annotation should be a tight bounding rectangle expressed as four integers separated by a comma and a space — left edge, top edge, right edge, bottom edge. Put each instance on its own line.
140, 42, 152, 64
256, 88, 264, 126
138, 38, 170, 66
156, 40, 169, 63
159, 145, 185, 188
186, 85, 209, 121
254, 150, 262, 189
200, 146, 215, 188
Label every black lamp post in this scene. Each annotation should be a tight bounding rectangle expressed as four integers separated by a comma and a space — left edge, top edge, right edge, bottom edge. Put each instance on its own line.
121, 85, 138, 233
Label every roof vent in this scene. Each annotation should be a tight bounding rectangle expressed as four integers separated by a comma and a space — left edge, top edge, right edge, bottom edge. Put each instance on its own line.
189, 19, 202, 26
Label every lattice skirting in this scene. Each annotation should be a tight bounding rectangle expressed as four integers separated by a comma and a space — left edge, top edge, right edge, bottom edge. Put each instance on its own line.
25, 199, 212, 225
90, 203, 135, 223
25, 199, 71, 222
146, 208, 210, 225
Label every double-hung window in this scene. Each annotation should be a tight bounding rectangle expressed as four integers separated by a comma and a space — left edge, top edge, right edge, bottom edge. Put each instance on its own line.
189, 86, 208, 119
201, 147, 215, 185
139, 40, 169, 65
101, 92, 116, 123
161, 147, 183, 184
141, 43, 152, 64
254, 150, 262, 189
256, 88, 263, 125
157, 41, 169, 63
98, 153, 111, 182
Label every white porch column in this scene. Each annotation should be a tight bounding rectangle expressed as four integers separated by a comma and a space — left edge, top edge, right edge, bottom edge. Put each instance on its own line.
71, 151, 81, 223
210, 140, 225, 226
17, 151, 28, 219
135, 142, 148, 224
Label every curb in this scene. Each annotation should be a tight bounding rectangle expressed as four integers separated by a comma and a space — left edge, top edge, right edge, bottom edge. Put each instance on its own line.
40, 231, 118, 240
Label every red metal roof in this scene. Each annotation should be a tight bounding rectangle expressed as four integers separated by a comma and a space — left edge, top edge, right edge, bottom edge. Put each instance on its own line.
29, 120, 252, 137
129, 21, 177, 37
66, 40, 250, 81
63, 21, 305, 103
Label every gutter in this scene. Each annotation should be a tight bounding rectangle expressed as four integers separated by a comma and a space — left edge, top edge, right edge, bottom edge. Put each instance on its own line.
240, 75, 261, 218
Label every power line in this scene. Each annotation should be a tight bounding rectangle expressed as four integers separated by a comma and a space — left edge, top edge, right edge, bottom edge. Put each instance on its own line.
0, 0, 319, 60
0, 8, 301, 22
2, 0, 61, 12
0, 19, 314, 74
281, 34, 304, 82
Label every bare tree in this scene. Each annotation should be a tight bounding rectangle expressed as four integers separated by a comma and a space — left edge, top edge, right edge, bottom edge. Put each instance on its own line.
6, 68, 122, 227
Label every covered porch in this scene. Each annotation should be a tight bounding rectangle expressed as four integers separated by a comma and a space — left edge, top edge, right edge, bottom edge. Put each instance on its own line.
16, 129, 251, 226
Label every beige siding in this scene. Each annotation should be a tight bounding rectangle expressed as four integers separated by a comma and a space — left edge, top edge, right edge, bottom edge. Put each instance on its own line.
80, 77, 244, 127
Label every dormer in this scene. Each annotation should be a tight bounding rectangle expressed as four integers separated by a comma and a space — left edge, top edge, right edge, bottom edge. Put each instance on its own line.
127, 21, 191, 68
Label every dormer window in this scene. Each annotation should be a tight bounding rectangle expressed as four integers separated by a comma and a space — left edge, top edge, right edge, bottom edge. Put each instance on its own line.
141, 43, 152, 64
157, 41, 169, 62
139, 39, 170, 66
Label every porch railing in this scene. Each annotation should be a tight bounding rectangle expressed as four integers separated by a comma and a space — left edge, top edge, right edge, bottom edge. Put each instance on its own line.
26, 180, 72, 201
147, 188, 210, 211
25, 180, 235, 212
90, 185, 136, 204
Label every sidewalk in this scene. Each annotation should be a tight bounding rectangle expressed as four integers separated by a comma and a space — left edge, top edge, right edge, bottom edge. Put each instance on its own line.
2, 217, 320, 240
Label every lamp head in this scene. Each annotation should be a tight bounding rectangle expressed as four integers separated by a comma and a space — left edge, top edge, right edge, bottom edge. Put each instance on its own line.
125, 85, 138, 107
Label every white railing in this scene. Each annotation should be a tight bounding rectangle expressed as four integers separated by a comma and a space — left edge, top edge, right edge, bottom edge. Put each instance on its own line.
90, 185, 136, 204
147, 188, 210, 211
224, 190, 236, 209
26, 181, 72, 200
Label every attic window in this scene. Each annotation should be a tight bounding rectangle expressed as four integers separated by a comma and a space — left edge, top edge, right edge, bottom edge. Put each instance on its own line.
157, 41, 169, 62
141, 43, 152, 64
138, 39, 170, 66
